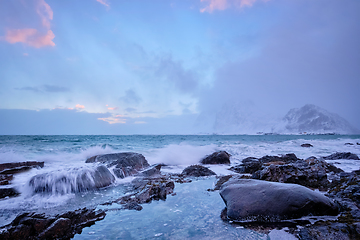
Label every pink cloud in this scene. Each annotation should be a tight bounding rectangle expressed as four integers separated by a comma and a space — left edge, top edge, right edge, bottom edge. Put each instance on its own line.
96, 0, 110, 7
98, 117, 126, 124
4, 29, 55, 48
200, 0, 265, 12
36, 0, 53, 29
75, 104, 85, 109
2, 0, 55, 48
108, 107, 118, 110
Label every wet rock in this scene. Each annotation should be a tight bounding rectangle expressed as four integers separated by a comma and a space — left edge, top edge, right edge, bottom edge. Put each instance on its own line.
252, 157, 342, 190
0, 208, 106, 240
140, 164, 162, 177
0, 161, 44, 188
107, 177, 175, 210
29, 165, 115, 194
220, 179, 339, 222
345, 143, 354, 146
182, 165, 216, 177
0, 161, 44, 173
327, 172, 360, 205
323, 152, 359, 160
86, 152, 150, 178
301, 143, 313, 148
0, 187, 20, 199
200, 151, 231, 164
230, 157, 262, 174
258, 153, 300, 164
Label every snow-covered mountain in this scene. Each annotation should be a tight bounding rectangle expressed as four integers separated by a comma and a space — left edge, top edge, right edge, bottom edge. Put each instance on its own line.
198, 102, 359, 135
278, 104, 359, 134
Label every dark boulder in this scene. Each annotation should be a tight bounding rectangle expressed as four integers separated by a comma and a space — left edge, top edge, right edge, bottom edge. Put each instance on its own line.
182, 165, 216, 177
220, 179, 339, 222
0, 208, 106, 240
301, 143, 313, 148
230, 157, 262, 174
29, 165, 115, 194
323, 152, 359, 160
200, 151, 231, 164
86, 152, 150, 178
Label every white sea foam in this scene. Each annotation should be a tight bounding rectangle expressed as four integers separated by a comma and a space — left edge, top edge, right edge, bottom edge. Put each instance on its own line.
145, 143, 217, 165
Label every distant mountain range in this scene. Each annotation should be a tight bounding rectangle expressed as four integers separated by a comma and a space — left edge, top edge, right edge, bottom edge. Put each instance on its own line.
278, 104, 359, 134
209, 103, 359, 135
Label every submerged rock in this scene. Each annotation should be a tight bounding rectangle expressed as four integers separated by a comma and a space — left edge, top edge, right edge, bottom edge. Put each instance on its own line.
0, 208, 106, 240
182, 165, 216, 177
301, 143, 313, 148
200, 151, 231, 164
29, 165, 115, 194
323, 152, 359, 160
220, 179, 339, 222
0, 187, 20, 199
86, 152, 150, 178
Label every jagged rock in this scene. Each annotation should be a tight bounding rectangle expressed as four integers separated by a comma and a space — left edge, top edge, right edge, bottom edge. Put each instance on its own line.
345, 143, 354, 146
107, 177, 175, 210
301, 143, 313, 148
200, 151, 231, 164
323, 152, 359, 160
229, 157, 262, 174
220, 179, 339, 222
182, 165, 216, 177
0, 161, 44, 187
86, 152, 150, 178
29, 165, 115, 194
0, 208, 106, 240
327, 172, 360, 205
258, 153, 300, 164
0, 162, 44, 172
252, 157, 342, 190
140, 164, 162, 177
0, 187, 20, 199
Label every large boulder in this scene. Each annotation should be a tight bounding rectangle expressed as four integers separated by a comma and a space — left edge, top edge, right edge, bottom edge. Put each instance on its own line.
29, 165, 115, 194
220, 179, 339, 222
86, 152, 150, 178
323, 152, 359, 160
200, 151, 231, 164
181, 165, 216, 177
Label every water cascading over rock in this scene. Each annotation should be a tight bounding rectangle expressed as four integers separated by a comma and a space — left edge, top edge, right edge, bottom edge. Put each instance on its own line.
28, 165, 115, 195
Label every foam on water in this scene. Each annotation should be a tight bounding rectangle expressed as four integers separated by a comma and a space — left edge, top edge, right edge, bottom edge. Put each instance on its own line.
145, 143, 217, 165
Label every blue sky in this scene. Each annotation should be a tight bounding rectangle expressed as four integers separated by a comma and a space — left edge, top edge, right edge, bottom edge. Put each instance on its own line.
0, 0, 359, 134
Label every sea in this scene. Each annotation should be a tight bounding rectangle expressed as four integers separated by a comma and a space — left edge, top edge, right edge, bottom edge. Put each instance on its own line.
1, 134, 360, 239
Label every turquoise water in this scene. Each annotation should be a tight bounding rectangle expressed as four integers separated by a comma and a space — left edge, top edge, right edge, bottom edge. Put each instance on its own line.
1, 135, 360, 239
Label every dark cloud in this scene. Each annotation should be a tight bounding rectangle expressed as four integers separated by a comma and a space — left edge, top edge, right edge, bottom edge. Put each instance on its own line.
155, 55, 198, 94
43, 85, 70, 93
120, 89, 142, 105
15, 85, 70, 93
197, 0, 360, 129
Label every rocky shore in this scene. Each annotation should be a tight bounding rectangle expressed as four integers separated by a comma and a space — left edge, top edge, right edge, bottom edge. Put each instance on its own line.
1, 150, 360, 239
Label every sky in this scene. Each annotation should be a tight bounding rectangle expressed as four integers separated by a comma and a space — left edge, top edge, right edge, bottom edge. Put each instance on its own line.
0, 0, 359, 134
